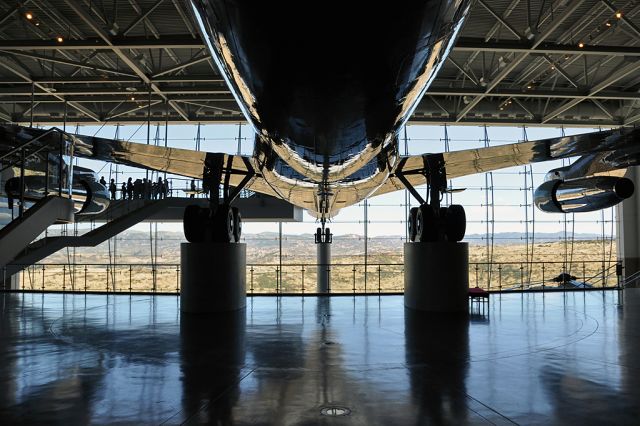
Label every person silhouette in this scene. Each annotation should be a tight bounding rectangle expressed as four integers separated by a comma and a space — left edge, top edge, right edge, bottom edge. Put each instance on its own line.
109, 179, 117, 200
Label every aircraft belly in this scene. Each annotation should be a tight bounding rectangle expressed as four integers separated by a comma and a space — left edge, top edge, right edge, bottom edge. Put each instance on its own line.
193, 0, 471, 181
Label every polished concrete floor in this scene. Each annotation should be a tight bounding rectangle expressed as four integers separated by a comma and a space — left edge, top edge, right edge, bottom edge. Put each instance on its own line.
0, 290, 638, 425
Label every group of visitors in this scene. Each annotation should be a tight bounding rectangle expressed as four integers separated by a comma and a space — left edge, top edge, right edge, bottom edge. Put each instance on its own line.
101, 176, 171, 200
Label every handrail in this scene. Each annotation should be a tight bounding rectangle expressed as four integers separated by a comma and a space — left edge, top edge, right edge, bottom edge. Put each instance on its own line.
4, 260, 623, 293
0, 127, 64, 162
0, 142, 53, 174
621, 269, 640, 287
5, 260, 619, 267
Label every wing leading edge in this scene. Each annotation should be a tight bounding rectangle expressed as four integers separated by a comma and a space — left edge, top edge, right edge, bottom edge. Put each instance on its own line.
373, 127, 640, 198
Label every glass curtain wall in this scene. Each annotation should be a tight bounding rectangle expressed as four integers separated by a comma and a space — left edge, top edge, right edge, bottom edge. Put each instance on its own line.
17, 123, 617, 293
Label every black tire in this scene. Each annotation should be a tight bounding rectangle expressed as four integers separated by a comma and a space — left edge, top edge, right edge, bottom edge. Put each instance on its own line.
232, 207, 242, 242
445, 204, 466, 242
408, 207, 419, 242
214, 206, 235, 243
416, 204, 437, 242
184, 205, 204, 243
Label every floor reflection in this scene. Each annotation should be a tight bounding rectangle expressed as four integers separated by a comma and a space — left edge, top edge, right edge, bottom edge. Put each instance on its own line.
405, 311, 469, 424
180, 310, 246, 424
0, 291, 637, 424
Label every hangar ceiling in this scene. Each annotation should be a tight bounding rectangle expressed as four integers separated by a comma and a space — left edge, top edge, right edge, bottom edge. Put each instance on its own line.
0, 0, 638, 127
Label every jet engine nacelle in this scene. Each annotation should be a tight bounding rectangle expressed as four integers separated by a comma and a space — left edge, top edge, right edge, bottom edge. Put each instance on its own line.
534, 176, 634, 213
4, 165, 109, 215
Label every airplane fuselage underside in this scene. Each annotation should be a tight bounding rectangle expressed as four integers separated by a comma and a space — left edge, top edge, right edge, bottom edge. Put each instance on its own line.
192, 0, 471, 189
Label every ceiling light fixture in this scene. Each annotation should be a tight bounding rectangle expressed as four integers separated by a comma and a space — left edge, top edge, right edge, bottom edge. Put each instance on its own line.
578, 42, 585, 48
25, 12, 33, 20
56, 36, 64, 43
615, 11, 622, 19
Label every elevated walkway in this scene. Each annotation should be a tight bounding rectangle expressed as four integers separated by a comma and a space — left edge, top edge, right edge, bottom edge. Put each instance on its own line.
6, 198, 187, 278
5, 195, 301, 283
0, 196, 74, 276
75, 193, 303, 223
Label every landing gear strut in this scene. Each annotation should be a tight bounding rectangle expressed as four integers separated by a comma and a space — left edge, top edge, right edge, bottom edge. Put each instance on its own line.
396, 154, 466, 243
183, 154, 254, 243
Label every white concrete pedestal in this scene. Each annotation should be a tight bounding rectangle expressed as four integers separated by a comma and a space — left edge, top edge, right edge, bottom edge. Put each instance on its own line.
404, 242, 469, 313
180, 242, 246, 313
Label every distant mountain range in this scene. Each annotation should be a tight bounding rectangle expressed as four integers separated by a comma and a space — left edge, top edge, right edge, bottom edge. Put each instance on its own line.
43, 228, 613, 266
242, 231, 606, 244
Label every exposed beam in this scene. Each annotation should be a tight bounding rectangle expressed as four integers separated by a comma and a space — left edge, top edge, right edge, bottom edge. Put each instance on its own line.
63, 0, 190, 121
152, 54, 210, 78
541, 55, 579, 88
0, 50, 138, 77
446, 57, 479, 86
601, 0, 640, 39
12, 115, 619, 128
624, 112, 640, 125
0, 4, 20, 27
592, 99, 615, 120
0, 86, 230, 96
0, 75, 223, 84
121, 0, 166, 36
1, 85, 637, 102
0, 35, 204, 50
0, 106, 11, 122
0, 57, 100, 121
476, 0, 524, 40
426, 87, 640, 101
107, 100, 164, 120
455, 0, 586, 121
454, 38, 640, 57
542, 59, 640, 122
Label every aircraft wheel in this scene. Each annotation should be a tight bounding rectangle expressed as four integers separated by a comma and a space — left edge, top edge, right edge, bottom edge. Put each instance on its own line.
416, 204, 437, 242
408, 207, 419, 242
184, 205, 205, 243
445, 204, 466, 242
232, 207, 242, 243
214, 206, 235, 243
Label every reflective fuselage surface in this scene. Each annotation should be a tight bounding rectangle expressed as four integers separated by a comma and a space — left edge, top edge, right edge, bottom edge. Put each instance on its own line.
193, 0, 470, 184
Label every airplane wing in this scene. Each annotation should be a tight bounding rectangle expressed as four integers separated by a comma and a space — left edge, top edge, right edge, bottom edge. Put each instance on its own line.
2, 124, 638, 216
73, 132, 274, 191
373, 127, 640, 198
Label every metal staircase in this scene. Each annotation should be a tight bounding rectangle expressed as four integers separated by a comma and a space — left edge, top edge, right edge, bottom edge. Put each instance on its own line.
0, 195, 74, 272
5, 198, 184, 280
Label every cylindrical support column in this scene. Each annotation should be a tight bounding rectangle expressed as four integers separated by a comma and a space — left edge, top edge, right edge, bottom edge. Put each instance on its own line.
180, 242, 246, 313
618, 166, 640, 283
317, 242, 331, 293
404, 242, 469, 313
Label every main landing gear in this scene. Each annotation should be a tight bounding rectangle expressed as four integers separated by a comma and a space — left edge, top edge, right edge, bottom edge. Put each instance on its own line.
407, 204, 466, 242
184, 204, 242, 243
398, 154, 470, 313
396, 154, 466, 243
183, 153, 254, 243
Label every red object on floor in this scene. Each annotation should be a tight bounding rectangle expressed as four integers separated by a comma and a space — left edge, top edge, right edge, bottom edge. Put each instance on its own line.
469, 287, 489, 305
